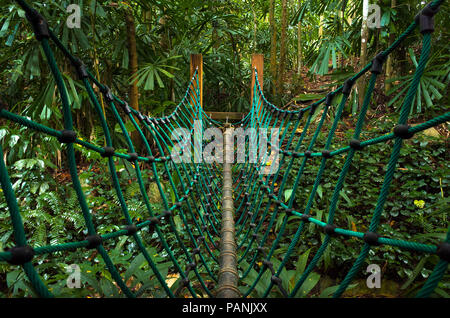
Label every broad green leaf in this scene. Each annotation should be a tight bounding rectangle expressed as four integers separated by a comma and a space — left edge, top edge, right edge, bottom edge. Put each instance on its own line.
284, 189, 293, 202
292, 272, 320, 297
125, 253, 147, 281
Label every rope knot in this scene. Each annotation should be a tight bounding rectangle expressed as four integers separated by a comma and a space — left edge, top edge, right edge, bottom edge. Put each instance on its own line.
127, 153, 138, 162
85, 235, 102, 249
363, 232, 381, 246
25, 8, 49, 41
323, 224, 337, 236
7, 246, 35, 265
301, 214, 310, 223
101, 146, 115, 158
415, 3, 440, 34
370, 52, 386, 74
437, 242, 450, 262
58, 130, 77, 144
322, 150, 332, 158
271, 275, 282, 286
394, 124, 414, 139
125, 224, 138, 236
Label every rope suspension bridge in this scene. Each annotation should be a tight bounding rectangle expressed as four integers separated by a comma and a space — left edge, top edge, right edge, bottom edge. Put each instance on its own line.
0, 0, 448, 298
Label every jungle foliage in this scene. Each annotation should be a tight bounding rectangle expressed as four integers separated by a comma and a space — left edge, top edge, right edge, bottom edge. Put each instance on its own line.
0, 0, 448, 298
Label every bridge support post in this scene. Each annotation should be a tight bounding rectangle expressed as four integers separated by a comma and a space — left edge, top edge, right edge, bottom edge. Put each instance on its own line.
217, 126, 240, 298
251, 54, 264, 117
190, 54, 203, 112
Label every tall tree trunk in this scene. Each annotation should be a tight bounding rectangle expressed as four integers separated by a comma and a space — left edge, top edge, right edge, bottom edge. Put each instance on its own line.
297, 0, 302, 73
385, 0, 396, 94
125, 6, 141, 149
252, 2, 257, 52
358, 0, 369, 109
159, 15, 169, 51
269, 0, 277, 95
277, 0, 288, 97
212, 21, 220, 108
339, 9, 344, 69
145, 8, 152, 32
89, 0, 105, 144
319, 15, 324, 37
212, 25, 219, 48
125, 7, 139, 111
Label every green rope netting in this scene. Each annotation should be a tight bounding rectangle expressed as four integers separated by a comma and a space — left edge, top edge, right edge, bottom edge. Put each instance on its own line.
231, 0, 448, 298
0, 0, 227, 299
0, 0, 448, 298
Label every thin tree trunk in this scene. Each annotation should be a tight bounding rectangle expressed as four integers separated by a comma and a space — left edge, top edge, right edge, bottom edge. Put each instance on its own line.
358, 0, 369, 109
145, 8, 152, 32
297, 0, 302, 73
339, 9, 344, 69
125, 7, 139, 111
385, 0, 396, 94
319, 15, 324, 37
252, 2, 257, 52
212, 26, 219, 48
269, 0, 277, 95
125, 6, 141, 149
277, 0, 288, 97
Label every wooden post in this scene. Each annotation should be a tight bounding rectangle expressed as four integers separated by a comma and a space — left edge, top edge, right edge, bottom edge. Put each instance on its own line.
190, 54, 203, 114
250, 54, 264, 117
190, 54, 203, 163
